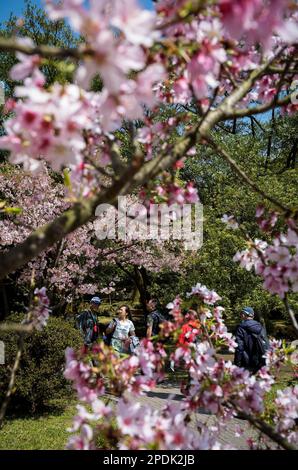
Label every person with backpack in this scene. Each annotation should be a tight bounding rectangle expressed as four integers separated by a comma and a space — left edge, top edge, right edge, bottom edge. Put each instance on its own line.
105, 305, 137, 355
76, 296, 101, 351
146, 298, 166, 339
234, 306, 269, 374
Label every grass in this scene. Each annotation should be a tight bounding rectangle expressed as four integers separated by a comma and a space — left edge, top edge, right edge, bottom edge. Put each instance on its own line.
262, 364, 298, 424
0, 398, 77, 450
0, 355, 296, 450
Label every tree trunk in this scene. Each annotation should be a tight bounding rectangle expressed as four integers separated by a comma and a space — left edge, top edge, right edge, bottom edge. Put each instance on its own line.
0, 283, 9, 320
133, 266, 148, 314
131, 284, 140, 303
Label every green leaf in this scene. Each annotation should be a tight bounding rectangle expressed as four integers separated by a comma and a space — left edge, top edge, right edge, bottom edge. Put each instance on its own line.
63, 168, 72, 189
3, 207, 22, 215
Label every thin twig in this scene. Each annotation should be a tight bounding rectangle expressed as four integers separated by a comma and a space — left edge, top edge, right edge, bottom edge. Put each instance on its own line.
229, 401, 297, 451
0, 36, 93, 60
0, 334, 24, 429
284, 294, 298, 337
0, 323, 33, 333
206, 136, 292, 214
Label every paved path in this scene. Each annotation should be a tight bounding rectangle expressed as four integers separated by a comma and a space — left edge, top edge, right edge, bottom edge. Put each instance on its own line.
133, 384, 256, 449
108, 380, 261, 449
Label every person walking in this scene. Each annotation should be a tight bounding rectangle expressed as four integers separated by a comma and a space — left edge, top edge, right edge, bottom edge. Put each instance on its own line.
76, 296, 101, 352
146, 298, 166, 339
234, 306, 269, 373
106, 305, 136, 355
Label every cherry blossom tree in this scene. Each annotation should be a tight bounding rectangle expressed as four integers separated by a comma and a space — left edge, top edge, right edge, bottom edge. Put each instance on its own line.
0, 166, 100, 311
0, 0, 297, 449
0, 0, 296, 281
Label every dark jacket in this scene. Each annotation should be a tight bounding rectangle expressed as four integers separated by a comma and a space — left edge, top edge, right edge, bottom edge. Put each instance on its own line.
146, 310, 166, 336
79, 310, 99, 347
234, 319, 268, 371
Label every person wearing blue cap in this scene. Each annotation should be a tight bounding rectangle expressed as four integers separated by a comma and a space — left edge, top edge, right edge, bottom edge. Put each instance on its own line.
76, 296, 101, 351
234, 306, 269, 373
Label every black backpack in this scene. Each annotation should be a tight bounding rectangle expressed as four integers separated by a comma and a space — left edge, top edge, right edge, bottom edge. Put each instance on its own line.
151, 311, 167, 336
103, 330, 113, 346
250, 331, 269, 370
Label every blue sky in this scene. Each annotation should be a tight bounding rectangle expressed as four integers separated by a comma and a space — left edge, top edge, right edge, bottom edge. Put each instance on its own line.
0, 0, 154, 24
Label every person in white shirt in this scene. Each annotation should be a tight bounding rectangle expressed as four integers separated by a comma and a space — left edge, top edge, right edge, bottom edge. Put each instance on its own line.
106, 305, 135, 354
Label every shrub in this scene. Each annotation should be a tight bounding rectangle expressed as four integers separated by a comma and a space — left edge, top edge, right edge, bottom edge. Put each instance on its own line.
0, 314, 82, 413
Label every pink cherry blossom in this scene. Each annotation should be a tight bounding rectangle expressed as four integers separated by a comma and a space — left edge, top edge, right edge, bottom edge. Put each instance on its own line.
219, 0, 297, 49
10, 38, 41, 81
31, 287, 51, 331
186, 40, 226, 99
0, 82, 98, 172
187, 282, 222, 305
111, 0, 160, 47
221, 214, 239, 230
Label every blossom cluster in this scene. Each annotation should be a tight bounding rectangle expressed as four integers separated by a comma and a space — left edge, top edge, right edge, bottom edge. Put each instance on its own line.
166, 288, 236, 352
0, 72, 99, 172
187, 282, 222, 305
274, 385, 298, 444
157, 0, 297, 112
64, 346, 107, 403
0, 1, 296, 177
184, 347, 273, 417
30, 287, 51, 331
233, 219, 298, 298
64, 334, 224, 450
46, 0, 161, 88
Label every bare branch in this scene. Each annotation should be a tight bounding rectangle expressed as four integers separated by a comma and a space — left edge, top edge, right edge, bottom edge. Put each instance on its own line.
110, 146, 126, 176
223, 94, 292, 120
229, 402, 297, 451
206, 136, 292, 214
0, 36, 93, 60
284, 294, 298, 336
0, 335, 24, 429
0, 323, 33, 333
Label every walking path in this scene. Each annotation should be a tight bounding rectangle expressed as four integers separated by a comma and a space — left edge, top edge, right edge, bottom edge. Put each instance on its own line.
107, 380, 262, 450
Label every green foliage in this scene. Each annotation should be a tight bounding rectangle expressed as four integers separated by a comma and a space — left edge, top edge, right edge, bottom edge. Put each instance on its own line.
0, 314, 81, 412
0, 0, 80, 97
175, 114, 298, 336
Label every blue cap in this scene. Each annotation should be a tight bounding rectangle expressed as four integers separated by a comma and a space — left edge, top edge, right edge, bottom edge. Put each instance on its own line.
242, 306, 254, 317
90, 296, 101, 304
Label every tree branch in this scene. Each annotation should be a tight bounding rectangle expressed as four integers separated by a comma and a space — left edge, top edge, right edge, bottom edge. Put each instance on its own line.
0, 334, 24, 429
206, 136, 292, 214
283, 294, 298, 336
0, 322, 33, 333
223, 94, 291, 120
230, 402, 297, 451
116, 262, 135, 282
0, 36, 93, 60
0, 125, 199, 281
0, 158, 141, 281
199, 51, 285, 135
